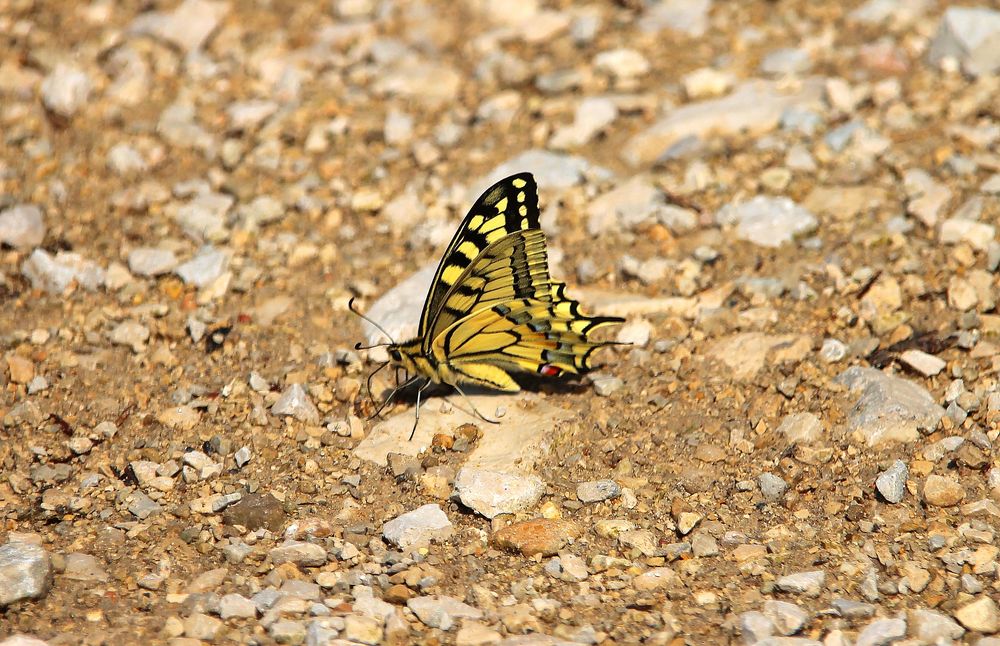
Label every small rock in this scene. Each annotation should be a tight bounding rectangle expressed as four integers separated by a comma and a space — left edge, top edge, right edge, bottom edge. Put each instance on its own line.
759, 473, 788, 502
716, 196, 818, 248
593, 48, 650, 79
909, 608, 965, 644
763, 600, 808, 635
108, 320, 150, 353
899, 350, 946, 377
491, 519, 582, 557
820, 339, 847, 363
127, 248, 177, 276
40, 64, 92, 118
776, 570, 826, 597
855, 617, 906, 646
22, 249, 106, 293
923, 474, 965, 507
616, 319, 652, 346
454, 468, 544, 518
222, 493, 285, 532
219, 593, 256, 619
928, 7, 1000, 77
175, 246, 229, 287
382, 504, 453, 549
761, 47, 812, 75
775, 413, 822, 444
0, 542, 52, 607
875, 460, 907, 504
271, 384, 320, 424
0, 205, 45, 250
342, 615, 383, 644
408, 595, 484, 631
183, 613, 222, 641
740, 611, 775, 644
62, 553, 109, 583
834, 367, 945, 446
576, 479, 621, 503
955, 596, 1000, 634
269, 541, 327, 568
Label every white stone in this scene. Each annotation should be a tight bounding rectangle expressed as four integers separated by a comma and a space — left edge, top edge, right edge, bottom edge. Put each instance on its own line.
382, 504, 453, 549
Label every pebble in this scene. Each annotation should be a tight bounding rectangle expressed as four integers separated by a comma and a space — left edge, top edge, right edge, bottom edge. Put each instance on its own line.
128, 0, 230, 53
760, 48, 812, 75
455, 622, 502, 646
593, 48, 650, 79
855, 617, 906, 646
763, 600, 808, 635
40, 64, 92, 118
820, 339, 847, 363
271, 384, 320, 424
775, 570, 826, 597
875, 460, 907, 504
341, 615, 382, 643
0, 204, 45, 250
222, 493, 285, 532
899, 349, 946, 377
270, 620, 308, 644
928, 7, 1000, 77
576, 479, 621, 503
491, 519, 582, 557
634, 567, 679, 592
716, 196, 818, 248
408, 595, 483, 631
923, 474, 966, 507
758, 473, 788, 502
616, 318, 652, 346
903, 169, 951, 227
834, 367, 945, 446
183, 613, 222, 641
22, 249, 106, 293
0, 542, 52, 607
591, 374, 624, 397
622, 79, 824, 167
108, 320, 150, 353
909, 609, 965, 643
382, 504, 453, 549
453, 467, 544, 518
740, 611, 775, 643
638, 0, 711, 36
127, 248, 178, 276
775, 413, 822, 444
268, 541, 327, 568
175, 246, 229, 287
62, 553, 108, 583
550, 97, 618, 149
832, 599, 875, 619
954, 596, 1000, 634
682, 67, 733, 99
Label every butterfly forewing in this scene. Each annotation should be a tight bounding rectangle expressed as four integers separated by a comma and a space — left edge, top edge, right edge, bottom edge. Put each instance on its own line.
418, 173, 540, 349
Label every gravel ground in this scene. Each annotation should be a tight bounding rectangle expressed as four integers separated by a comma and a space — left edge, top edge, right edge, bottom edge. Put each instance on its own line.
3, 0, 1000, 645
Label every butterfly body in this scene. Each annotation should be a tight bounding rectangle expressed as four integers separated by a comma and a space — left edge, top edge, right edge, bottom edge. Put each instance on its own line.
380, 172, 623, 411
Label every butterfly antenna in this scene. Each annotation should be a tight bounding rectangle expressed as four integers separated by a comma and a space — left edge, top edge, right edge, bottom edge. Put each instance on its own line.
451, 382, 501, 426
347, 297, 396, 348
369, 375, 419, 421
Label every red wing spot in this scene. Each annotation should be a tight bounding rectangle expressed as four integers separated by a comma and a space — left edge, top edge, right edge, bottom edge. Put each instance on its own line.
540, 364, 561, 377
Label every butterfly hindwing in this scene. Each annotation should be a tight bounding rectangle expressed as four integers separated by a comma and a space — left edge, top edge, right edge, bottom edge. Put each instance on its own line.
418, 173, 540, 347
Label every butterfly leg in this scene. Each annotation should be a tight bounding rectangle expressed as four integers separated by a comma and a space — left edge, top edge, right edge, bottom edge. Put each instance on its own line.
409, 379, 434, 441
451, 382, 501, 426
370, 374, 419, 421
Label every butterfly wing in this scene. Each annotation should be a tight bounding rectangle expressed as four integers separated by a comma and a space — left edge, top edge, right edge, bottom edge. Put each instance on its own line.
418, 173, 540, 350
431, 291, 624, 391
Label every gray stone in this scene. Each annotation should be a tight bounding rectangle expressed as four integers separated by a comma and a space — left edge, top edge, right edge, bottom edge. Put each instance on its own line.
928, 7, 1000, 77
109, 320, 150, 353
622, 79, 824, 167
342, 614, 382, 644
269, 541, 328, 567
820, 339, 847, 363
763, 600, 808, 635
270, 619, 308, 644
855, 617, 906, 646
62, 553, 109, 583
834, 367, 945, 446
22, 249, 106, 293
0, 542, 52, 607
587, 176, 664, 235
128, 0, 229, 53
238, 195, 285, 230
638, 0, 712, 36
40, 64, 92, 118
775, 570, 825, 597
106, 143, 147, 177
775, 413, 822, 444
382, 504, 453, 549
591, 374, 624, 397
0, 204, 45, 250
174, 192, 233, 242
127, 248, 178, 277
157, 101, 216, 153
898, 349, 946, 377
454, 468, 544, 519
271, 384, 320, 424
758, 473, 788, 502
875, 460, 907, 503
126, 489, 162, 519
175, 246, 229, 287
909, 608, 964, 643
740, 611, 775, 644
760, 48, 812, 75
903, 169, 952, 228
183, 612, 223, 640
716, 196, 818, 248
831, 598, 875, 619
550, 97, 618, 149
407, 595, 484, 630
577, 480, 621, 503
